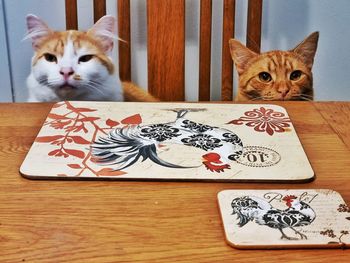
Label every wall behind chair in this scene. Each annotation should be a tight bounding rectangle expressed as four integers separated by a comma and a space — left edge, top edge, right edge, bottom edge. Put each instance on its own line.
1, 0, 349, 102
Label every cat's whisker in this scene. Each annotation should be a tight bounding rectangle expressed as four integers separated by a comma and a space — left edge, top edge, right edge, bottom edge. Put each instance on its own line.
298, 96, 313, 101
84, 84, 103, 95
87, 79, 104, 86
39, 76, 108, 97
86, 79, 106, 89
251, 96, 266, 101
42, 77, 64, 87
292, 93, 313, 101
291, 95, 310, 101
295, 92, 313, 98
84, 82, 107, 97
302, 95, 313, 99
252, 95, 275, 101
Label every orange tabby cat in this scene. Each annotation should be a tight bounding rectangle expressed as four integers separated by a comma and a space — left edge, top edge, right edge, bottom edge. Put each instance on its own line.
229, 32, 319, 101
26, 14, 158, 102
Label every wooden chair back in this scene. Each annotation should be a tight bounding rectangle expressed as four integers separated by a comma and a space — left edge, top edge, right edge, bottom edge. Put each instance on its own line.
65, 0, 263, 101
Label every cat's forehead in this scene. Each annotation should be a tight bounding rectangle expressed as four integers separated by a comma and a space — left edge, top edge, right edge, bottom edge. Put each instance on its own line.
254, 51, 307, 71
36, 30, 102, 56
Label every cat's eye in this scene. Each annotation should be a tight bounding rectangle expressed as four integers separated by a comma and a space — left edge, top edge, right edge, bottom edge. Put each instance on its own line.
78, 55, 93, 63
44, 53, 57, 63
290, 70, 302, 80
258, 72, 272, 82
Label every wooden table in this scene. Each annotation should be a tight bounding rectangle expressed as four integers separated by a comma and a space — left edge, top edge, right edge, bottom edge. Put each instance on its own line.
0, 102, 349, 262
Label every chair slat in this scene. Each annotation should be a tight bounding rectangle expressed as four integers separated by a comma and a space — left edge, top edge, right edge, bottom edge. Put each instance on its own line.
198, 0, 212, 101
93, 0, 106, 23
147, 0, 185, 101
118, 0, 131, 81
221, 0, 235, 101
246, 0, 263, 53
65, 0, 78, 30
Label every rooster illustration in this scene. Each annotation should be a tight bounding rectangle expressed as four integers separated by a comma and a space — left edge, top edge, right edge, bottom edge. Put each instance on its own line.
231, 195, 316, 240
91, 109, 243, 172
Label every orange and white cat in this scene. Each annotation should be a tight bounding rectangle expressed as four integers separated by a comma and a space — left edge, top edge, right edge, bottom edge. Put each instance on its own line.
25, 14, 157, 102
229, 32, 319, 101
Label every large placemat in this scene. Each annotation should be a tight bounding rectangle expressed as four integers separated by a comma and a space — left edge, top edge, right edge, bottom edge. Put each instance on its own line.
20, 101, 314, 182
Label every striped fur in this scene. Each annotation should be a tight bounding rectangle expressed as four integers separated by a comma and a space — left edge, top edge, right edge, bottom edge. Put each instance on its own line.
229, 32, 319, 101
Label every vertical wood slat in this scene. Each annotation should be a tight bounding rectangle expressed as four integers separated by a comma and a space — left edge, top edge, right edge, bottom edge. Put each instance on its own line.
93, 0, 106, 22
246, 0, 263, 53
147, 0, 185, 101
65, 0, 78, 30
118, 0, 131, 81
198, 0, 212, 101
221, 0, 235, 101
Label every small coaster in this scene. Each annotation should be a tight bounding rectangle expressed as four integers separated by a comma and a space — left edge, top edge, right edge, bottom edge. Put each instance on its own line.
21, 101, 314, 181
218, 189, 350, 249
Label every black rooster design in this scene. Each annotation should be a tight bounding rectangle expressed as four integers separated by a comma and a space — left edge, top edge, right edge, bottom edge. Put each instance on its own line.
91, 109, 243, 172
231, 195, 316, 240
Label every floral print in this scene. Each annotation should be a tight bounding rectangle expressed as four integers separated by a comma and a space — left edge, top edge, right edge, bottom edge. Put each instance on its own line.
228, 107, 291, 136
222, 132, 242, 144
338, 203, 350, 213
181, 119, 214, 133
181, 134, 222, 151
141, 124, 181, 142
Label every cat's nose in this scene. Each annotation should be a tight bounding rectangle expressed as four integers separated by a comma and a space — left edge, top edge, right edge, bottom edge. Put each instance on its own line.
278, 86, 290, 98
59, 67, 74, 80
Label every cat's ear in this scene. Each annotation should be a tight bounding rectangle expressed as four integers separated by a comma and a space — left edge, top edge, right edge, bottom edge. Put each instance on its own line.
291, 31, 319, 68
24, 14, 53, 50
229, 39, 258, 75
88, 15, 117, 53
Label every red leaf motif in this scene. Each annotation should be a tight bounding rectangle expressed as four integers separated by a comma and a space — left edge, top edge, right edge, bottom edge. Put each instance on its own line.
47, 113, 68, 120
52, 103, 64, 108
50, 120, 72, 129
74, 107, 97, 112
67, 164, 82, 169
227, 119, 243, 125
68, 136, 91, 144
78, 117, 100, 122
106, 118, 119, 127
65, 125, 84, 133
121, 114, 142, 125
96, 168, 126, 176
36, 135, 64, 143
48, 149, 61, 156
64, 148, 85, 159
265, 125, 274, 136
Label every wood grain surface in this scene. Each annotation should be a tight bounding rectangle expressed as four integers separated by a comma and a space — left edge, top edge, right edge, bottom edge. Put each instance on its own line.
117, 0, 131, 82
147, 0, 185, 101
93, 0, 106, 23
314, 102, 350, 150
0, 102, 349, 262
246, 0, 263, 53
65, 0, 78, 30
198, 0, 212, 101
221, 0, 235, 101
